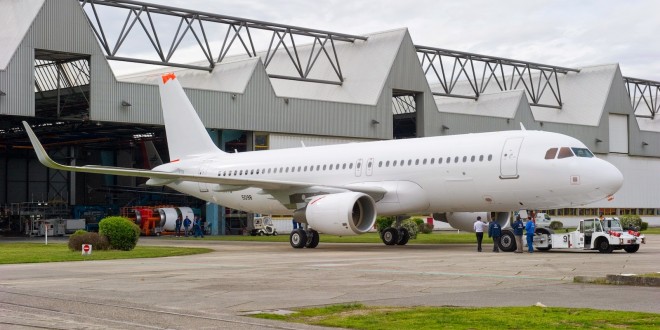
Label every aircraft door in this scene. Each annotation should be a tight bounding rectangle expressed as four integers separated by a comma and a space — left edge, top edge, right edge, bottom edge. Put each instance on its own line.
198, 167, 209, 192
366, 158, 374, 176
355, 158, 363, 177
499, 137, 524, 179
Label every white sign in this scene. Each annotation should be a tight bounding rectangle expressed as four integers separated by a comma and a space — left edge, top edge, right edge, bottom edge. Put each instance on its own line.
82, 244, 92, 256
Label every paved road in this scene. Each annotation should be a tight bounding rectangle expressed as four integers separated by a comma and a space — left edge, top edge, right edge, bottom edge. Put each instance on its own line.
1, 235, 658, 329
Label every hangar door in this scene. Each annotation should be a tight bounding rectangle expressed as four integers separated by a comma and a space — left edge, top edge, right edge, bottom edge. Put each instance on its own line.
500, 137, 524, 179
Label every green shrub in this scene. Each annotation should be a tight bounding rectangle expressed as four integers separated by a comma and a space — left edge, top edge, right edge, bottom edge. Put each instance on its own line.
400, 218, 419, 239
549, 221, 563, 230
620, 215, 642, 230
99, 216, 140, 251
68, 232, 110, 251
419, 222, 434, 234
641, 222, 648, 231
412, 218, 424, 226
375, 216, 395, 233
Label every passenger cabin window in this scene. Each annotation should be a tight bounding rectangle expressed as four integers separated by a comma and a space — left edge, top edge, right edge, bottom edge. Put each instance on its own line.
545, 148, 558, 160
572, 148, 594, 158
557, 147, 574, 159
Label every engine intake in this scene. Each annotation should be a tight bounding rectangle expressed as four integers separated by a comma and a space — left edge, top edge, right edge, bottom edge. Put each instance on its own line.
293, 192, 377, 236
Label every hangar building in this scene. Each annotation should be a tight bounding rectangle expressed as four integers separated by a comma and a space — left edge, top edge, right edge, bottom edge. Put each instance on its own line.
1, 0, 659, 235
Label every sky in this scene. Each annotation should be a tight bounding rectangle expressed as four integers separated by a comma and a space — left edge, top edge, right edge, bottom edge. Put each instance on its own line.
99, 0, 660, 81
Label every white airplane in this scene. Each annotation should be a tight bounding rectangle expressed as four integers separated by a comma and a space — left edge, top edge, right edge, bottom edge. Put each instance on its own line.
23, 73, 624, 249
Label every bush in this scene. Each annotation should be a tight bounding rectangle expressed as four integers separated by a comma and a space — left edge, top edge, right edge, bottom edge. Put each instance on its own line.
400, 218, 419, 240
99, 216, 140, 251
412, 218, 424, 226
549, 221, 563, 230
620, 215, 643, 230
375, 216, 395, 233
68, 231, 110, 251
419, 223, 434, 234
641, 222, 648, 231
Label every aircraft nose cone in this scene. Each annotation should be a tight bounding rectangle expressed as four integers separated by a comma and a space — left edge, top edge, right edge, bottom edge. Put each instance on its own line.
602, 161, 624, 195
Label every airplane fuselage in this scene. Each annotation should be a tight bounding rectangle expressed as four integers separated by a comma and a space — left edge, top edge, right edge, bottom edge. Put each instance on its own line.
156, 129, 622, 216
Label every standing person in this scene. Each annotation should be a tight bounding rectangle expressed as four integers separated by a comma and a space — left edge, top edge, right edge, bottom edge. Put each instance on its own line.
473, 216, 487, 252
512, 215, 524, 253
488, 218, 502, 252
175, 215, 182, 237
193, 216, 204, 238
183, 216, 192, 237
525, 216, 536, 253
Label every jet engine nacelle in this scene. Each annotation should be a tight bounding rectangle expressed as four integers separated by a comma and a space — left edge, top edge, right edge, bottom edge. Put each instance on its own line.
294, 192, 377, 236
433, 212, 510, 232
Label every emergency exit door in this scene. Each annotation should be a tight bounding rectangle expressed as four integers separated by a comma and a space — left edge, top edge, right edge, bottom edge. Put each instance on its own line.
500, 137, 524, 179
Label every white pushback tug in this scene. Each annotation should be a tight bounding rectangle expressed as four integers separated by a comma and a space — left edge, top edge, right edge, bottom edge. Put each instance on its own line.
499, 217, 645, 253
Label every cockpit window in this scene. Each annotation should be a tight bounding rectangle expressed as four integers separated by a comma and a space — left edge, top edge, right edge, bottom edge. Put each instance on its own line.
544, 148, 558, 160
572, 147, 594, 158
557, 147, 574, 159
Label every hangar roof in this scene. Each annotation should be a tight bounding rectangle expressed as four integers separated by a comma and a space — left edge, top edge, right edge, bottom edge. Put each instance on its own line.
530, 64, 619, 127
118, 29, 407, 106
0, 0, 44, 70
119, 57, 260, 94
433, 89, 525, 119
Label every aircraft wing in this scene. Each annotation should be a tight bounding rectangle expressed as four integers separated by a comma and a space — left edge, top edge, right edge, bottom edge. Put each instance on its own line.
22, 122, 387, 200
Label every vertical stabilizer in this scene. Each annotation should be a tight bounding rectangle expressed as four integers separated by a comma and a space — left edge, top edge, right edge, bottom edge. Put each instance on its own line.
158, 73, 223, 160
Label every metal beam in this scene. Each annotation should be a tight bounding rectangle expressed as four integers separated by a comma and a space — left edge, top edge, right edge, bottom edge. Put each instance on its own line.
79, 0, 367, 85
416, 45, 580, 109
624, 76, 660, 120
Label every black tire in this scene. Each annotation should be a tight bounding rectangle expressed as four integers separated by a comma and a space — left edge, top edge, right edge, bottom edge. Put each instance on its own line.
258, 231, 264, 236
534, 228, 553, 251
381, 228, 399, 245
624, 245, 639, 253
290, 229, 307, 248
596, 238, 613, 253
498, 230, 516, 252
397, 228, 410, 245
306, 230, 320, 248
273, 231, 278, 236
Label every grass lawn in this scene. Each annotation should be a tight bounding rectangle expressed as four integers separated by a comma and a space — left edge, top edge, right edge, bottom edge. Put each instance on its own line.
0, 243, 212, 264
252, 303, 660, 329
166, 231, 483, 244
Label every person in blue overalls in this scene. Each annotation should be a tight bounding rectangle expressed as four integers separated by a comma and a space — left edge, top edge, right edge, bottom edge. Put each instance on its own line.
512, 215, 524, 253
193, 216, 204, 238
525, 217, 536, 253
488, 218, 502, 252
183, 216, 192, 237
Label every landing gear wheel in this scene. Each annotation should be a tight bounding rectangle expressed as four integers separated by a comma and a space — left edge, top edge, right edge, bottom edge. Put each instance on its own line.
623, 245, 639, 253
498, 231, 516, 252
290, 229, 307, 248
396, 228, 410, 245
597, 239, 613, 253
381, 228, 399, 245
305, 230, 320, 248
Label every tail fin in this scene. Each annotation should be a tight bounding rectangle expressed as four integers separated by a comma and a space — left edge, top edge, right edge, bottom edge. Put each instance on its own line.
158, 73, 223, 160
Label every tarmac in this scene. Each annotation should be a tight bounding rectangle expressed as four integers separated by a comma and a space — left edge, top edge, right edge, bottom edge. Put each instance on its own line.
0, 234, 658, 329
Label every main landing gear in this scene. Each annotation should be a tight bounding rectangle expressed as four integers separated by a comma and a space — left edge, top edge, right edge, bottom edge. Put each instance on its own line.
380, 216, 411, 246
290, 228, 320, 249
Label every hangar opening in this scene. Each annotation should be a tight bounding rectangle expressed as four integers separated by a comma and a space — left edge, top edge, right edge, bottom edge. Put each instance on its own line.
34, 50, 90, 120
392, 90, 419, 139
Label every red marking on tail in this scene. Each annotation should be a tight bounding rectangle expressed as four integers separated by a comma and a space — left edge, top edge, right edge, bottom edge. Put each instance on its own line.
162, 73, 176, 84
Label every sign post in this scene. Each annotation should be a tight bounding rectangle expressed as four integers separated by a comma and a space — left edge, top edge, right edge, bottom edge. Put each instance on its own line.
82, 244, 92, 256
